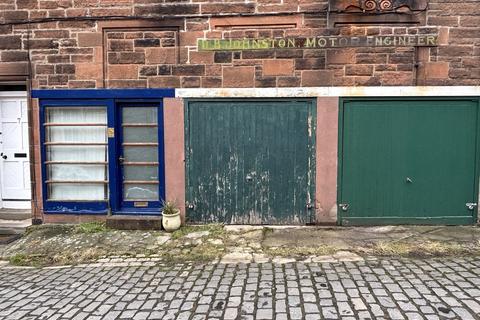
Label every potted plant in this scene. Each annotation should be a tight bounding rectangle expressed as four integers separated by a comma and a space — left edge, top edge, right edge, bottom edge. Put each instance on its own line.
161, 200, 181, 232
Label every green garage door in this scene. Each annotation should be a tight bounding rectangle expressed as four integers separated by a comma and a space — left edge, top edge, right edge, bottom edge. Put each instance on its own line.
339, 99, 479, 225
186, 100, 316, 224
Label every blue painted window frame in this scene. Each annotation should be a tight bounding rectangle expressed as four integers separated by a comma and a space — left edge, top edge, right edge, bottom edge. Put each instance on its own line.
33, 89, 175, 215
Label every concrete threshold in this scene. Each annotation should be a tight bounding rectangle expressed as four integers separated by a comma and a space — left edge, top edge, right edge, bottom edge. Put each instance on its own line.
0, 209, 31, 221
0, 219, 31, 235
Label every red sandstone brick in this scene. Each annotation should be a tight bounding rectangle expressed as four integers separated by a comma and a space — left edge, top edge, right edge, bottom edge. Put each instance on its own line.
172, 65, 205, 76
35, 64, 54, 75
76, 63, 103, 80
145, 48, 176, 64
201, 3, 254, 14
438, 27, 449, 46
17, 0, 38, 9
0, 36, 22, 50
78, 32, 103, 47
134, 4, 199, 16
460, 16, 480, 27
149, 76, 181, 88
108, 52, 145, 64
108, 40, 133, 52
301, 70, 333, 86
327, 49, 355, 65
179, 31, 204, 47
424, 62, 449, 79
108, 65, 139, 79
108, 80, 147, 88
90, 8, 132, 17
34, 30, 69, 38
427, 16, 459, 27
1, 51, 28, 62
201, 77, 222, 88
190, 51, 214, 64
223, 66, 254, 88
345, 65, 373, 76
68, 80, 96, 88
181, 76, 201, 88
278, 76, 301, 87
379, 71, 413, 86
263, 59, 294, 76
205, 65, 222, 77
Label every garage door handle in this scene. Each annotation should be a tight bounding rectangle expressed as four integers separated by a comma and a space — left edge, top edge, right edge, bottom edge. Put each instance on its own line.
466, 203, 477, 210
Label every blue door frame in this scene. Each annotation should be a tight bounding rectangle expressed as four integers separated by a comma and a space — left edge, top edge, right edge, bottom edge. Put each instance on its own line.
32, 89, 174, 215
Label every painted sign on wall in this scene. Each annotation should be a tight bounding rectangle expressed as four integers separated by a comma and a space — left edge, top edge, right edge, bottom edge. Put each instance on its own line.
198, 35, 438, 51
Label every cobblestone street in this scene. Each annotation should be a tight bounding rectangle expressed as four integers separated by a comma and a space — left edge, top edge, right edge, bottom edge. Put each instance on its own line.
0, 258, 479, 320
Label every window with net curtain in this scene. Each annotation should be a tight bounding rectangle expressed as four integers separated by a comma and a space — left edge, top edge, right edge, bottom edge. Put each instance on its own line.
45, 107, 108, 201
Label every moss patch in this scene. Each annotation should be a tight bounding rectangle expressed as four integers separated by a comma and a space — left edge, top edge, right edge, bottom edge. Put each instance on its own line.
369, 240, 479, 258
171, 224, 225, 240
1, 223, 227, 267
75, 222, 107, 234
264, 245, 339, 258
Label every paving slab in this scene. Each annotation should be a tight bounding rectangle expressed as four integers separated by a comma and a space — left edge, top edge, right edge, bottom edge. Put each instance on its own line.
261, 226, 480, 248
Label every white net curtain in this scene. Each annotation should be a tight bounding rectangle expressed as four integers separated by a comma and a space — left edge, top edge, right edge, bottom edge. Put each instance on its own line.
45, 107, 108, 201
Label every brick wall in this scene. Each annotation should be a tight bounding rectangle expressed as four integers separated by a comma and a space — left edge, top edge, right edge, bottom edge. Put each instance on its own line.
0, 0, 479, 88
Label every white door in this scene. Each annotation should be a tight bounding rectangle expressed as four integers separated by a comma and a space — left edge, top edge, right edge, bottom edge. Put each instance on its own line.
0, 92, 30, 209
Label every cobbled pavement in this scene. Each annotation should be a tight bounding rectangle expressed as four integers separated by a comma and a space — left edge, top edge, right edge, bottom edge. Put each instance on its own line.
0, 257, 480, 320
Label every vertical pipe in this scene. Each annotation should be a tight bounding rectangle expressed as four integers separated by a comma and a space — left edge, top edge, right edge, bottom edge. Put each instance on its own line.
26, 22, 42, 225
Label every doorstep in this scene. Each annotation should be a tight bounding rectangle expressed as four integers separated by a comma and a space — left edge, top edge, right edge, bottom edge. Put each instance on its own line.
0, 219, 31, 235
0, 209, 31, 221
106, 215, 162, 230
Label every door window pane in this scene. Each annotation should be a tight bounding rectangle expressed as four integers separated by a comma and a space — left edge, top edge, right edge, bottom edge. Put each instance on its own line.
45, 107, 108, 201
123, 184, 159, 201
124, 166, 158, 181
123, 127, 158, 143
123, 146, 158, 162
122, 107, 157, 124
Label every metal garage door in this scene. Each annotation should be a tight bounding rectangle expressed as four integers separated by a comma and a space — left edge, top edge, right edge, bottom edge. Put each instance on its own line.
339, 98, 479, 225
185, 99, 316, 224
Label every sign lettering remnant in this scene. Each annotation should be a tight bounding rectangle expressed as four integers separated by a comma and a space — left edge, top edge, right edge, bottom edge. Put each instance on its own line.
198, 35, 438, 51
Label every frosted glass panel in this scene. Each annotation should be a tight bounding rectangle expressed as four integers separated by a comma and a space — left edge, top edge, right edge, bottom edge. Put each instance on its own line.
124, 146, 158, 162
123, 107, 157, 124
49, 164, 106, 181
47, 107, 106, 123
123, 184, 159, 200
124, 166, 158, 181
123, 127, 158, 143
49, 184, 106, 201
45, 107, 107, 201
47, 146, 107, 162
47, 126, 106, 143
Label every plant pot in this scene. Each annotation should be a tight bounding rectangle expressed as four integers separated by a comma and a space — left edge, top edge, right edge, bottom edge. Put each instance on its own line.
162, 209, 181, 232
